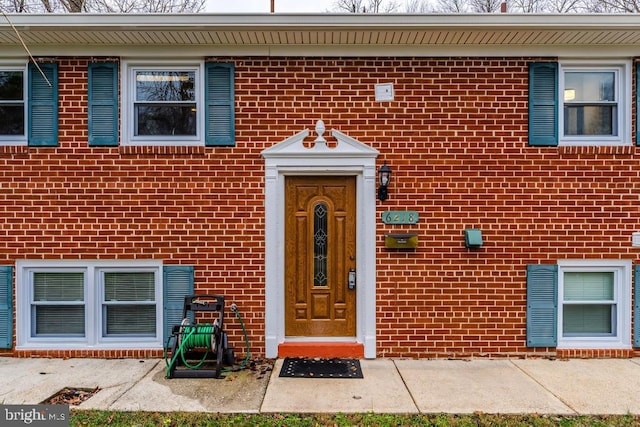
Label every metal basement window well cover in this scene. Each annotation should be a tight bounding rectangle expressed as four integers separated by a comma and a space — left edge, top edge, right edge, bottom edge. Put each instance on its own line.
279, 358, 363, 378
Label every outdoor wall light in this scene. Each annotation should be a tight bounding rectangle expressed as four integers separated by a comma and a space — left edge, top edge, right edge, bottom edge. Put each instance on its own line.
377, 162, 392, 202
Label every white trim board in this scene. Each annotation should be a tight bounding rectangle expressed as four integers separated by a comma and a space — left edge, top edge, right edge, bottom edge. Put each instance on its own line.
261, 122, 379, 359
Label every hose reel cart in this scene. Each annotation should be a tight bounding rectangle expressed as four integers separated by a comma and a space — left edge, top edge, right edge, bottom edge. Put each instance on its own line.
165, 294, 236, 379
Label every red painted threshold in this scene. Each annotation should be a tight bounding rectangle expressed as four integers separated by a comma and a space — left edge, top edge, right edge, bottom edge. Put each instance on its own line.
278, 342, 364, 358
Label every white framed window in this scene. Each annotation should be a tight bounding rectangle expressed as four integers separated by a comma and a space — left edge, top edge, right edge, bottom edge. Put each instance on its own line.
31, 270, 86, 339
123, 60, 204, 146
101, 270, 157, 338
557, 260, 631, 349
16, 260, 163, 350
0, 63, 27, 146
558, 60, 631, 146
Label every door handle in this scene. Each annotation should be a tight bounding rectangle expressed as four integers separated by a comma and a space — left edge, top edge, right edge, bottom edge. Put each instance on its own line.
348, 268, 356, 290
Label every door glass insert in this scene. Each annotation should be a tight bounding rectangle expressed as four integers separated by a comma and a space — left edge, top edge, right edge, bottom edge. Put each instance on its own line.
313, 202, 328, 287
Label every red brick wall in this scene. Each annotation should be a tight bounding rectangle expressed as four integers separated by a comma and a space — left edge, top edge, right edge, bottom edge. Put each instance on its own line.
1, 57, 639, 359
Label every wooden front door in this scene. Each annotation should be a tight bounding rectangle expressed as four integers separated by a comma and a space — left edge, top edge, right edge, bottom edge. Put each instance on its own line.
285, 176, 357, 337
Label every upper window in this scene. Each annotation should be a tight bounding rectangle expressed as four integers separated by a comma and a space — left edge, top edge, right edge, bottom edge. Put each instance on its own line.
122, 61, 235, 147
134, 70, 197, 138
557, 260, 631, 349
563, 71, 616, 137
528, 60, 631, 147
125, 63, 202, 146
558, 61, 630, 146
0, 66, 26, 145
16, 260, 163, 349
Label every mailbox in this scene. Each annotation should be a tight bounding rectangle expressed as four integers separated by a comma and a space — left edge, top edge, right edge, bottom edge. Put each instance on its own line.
385, 233, 418, 249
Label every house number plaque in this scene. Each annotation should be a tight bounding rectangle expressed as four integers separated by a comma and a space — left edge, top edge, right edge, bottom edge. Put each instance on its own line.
381, 210, 419, 225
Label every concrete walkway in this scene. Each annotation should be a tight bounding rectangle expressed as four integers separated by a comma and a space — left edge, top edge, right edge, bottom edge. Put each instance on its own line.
1, 357, 640, 415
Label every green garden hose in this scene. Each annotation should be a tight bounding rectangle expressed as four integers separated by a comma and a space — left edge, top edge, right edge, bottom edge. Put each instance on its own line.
164, 303, 251, 378
179, 324, 218, 351
221, 303, 251, 373
165, 322, 219, 376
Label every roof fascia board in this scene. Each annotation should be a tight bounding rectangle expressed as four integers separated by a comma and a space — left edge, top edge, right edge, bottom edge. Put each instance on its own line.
2, 13, 640, 32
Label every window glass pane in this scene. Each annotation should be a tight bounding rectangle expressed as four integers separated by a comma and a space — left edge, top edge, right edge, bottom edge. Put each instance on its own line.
563, 304, 613, 335
104, 272, 155, 301
105, 305, 155, 336
313, 202, 328, 287
564, 105, 616, 136
564, 272, 614, 301
33, 272, 84, 302
0, 71, 25, 136
134, 105, 196, 136
135, 71, 195, 102
564, 72, 614, 102
34, 306, 85, 336
0, 71, 23, 101
0, 106, 25, 135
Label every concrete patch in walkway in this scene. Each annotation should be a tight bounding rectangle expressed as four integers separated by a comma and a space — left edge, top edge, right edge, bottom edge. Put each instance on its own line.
395, 359, 573, 414
110, 361, 270, 413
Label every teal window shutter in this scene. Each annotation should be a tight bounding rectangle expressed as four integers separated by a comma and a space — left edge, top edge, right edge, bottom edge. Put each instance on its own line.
635, 265, 640, 347
205, 63, 235, 147
28, 63, 58, 147
88, 62, 118, 147
0, 266, 13, 349
526, 264, 558, 347
163, 265, 194, 345
528, 62, 558, 147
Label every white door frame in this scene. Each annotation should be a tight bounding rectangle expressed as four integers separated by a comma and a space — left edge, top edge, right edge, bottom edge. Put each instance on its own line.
261, 122, 379, 358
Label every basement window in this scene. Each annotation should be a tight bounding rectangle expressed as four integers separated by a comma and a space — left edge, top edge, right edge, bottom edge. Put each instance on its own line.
16, 260, 162, 350
557, 260, 631, 349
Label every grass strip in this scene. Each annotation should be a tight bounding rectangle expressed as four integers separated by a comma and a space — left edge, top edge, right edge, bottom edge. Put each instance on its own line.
70, 410, 640, 427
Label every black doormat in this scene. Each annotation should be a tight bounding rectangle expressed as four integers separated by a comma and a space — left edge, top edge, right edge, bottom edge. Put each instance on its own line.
279, 357, 363, 378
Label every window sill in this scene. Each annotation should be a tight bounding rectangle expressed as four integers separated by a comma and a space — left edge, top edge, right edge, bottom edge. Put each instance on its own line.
557, 340, 631, 350
557, 145, 636, 156
119, 145, 206, 156
16, 342, 163, 350
0, 145, 29, 155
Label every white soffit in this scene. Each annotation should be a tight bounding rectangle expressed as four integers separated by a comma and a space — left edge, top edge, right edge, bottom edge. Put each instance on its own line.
1, 13, 640, 57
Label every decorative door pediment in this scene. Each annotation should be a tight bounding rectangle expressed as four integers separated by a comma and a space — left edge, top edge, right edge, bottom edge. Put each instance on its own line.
261, 120, 379, 162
